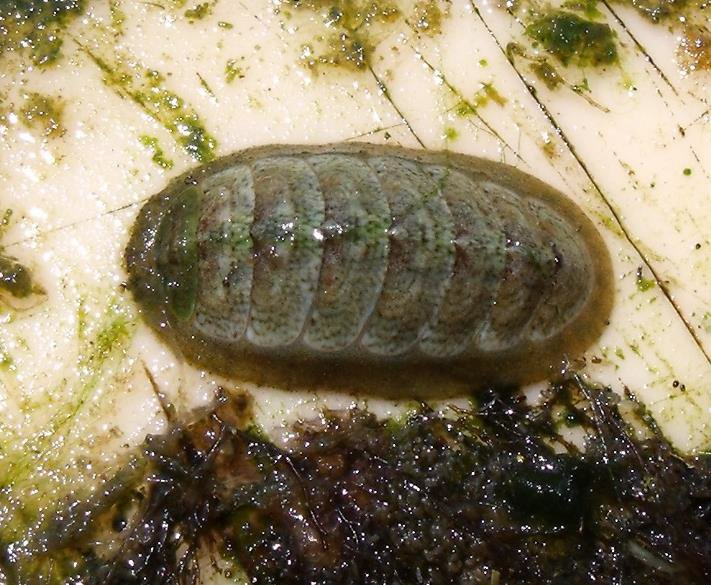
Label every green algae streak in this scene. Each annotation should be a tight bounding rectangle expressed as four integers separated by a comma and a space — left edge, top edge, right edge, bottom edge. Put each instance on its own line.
83, 48, 217, 162
140, 135, 174, 170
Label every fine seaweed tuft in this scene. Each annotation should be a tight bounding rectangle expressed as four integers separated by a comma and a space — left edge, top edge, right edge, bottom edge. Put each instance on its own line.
4, 377, 709, 584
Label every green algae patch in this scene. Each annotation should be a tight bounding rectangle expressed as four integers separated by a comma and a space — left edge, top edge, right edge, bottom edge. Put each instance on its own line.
286, 1, 450, 71
636, 267, 656, 292
288, 0, 400, 31
285, 0, 400, 71
20, 92, 65, 138
109, 0, 127, 34
443, 126, 458, 141
0, 300, 135, 489
473, 83, 507, 107
184, 1, 215, 22
225, 58, 245, 83
453, 83, 505, 117
82, 47, 217, 162
593, 211, 625, 239
526, 10, 618, 67
412, 1, 444, 35
563, 0, 603, 18
140, 135, 174, 170
0, 0, 85, 66
454, 100, 476, 118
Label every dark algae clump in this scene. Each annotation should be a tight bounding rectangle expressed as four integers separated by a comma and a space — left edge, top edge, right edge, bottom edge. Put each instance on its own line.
0, 254, 34, 298
0, 210, 41, 300
0, 0, 85, 66
526, 10, 618, 67
5, 378, 709, 584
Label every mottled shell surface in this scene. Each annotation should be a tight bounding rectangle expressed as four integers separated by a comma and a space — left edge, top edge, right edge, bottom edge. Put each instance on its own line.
126, 143, 613, 396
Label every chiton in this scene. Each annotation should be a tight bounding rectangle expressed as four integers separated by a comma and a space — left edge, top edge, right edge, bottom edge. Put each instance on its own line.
125, 143, 613, 396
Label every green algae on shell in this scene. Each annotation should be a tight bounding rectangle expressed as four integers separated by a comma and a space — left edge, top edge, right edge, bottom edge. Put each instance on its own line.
125, 143, 614, 398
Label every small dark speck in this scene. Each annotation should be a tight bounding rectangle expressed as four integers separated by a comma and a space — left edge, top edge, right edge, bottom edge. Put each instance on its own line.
119, 282, 128, 292
672, 380, 679, 388
695, 243, 701, 250
591, 356, 602, 364
112, 516, 128, 532
683, 168, 692, 176
680, 384, 686, 391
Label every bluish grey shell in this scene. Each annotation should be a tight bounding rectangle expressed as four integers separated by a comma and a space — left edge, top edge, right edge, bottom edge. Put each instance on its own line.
125, 143, 613, 396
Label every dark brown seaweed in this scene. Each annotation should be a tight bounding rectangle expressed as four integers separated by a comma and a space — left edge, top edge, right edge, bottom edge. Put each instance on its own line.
3, 379, 709, 584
